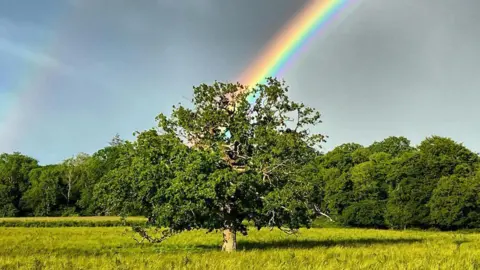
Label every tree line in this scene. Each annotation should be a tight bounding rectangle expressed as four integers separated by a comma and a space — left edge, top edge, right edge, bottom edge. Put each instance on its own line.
1, 79, 479, 238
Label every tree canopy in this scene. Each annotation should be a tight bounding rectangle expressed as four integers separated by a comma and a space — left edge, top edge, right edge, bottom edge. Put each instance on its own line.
102, 78, 326, 251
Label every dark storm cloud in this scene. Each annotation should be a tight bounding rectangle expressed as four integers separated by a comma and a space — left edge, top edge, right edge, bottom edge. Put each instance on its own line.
0, 0, 309, 163
285, 0, 480, 152
1, 0, 479, 163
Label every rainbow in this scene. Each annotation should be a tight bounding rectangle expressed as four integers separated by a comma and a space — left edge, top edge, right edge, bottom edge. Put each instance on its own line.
0, 7, 78, 152
238, 0, 351, 94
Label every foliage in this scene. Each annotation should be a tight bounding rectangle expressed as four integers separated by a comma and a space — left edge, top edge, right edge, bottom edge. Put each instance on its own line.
0, 153, 38, 216
385, 177, 433, 229
341, 200, 386, 228
322, 143, 363, 172
369, 136, 414, 157
101, 78, 326, 250
428, 173, 480, 230
23, 165, 63, 216
418, 136, 478, 179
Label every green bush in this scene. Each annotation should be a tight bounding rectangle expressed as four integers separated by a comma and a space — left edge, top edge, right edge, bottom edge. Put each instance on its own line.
0, 203, 18, 217
341, 200, 386, 228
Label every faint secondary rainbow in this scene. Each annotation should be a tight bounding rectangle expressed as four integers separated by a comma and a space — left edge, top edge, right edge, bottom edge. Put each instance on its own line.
238, 0, 350, 95
0, 6, 78, 151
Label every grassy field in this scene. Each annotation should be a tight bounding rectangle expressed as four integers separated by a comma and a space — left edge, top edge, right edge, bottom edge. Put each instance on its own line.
0, 216, 147, 227
0, 225, 479, 270
0, 216, 146, 222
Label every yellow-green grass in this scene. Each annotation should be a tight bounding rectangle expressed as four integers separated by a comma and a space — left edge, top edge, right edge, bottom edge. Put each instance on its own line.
0, 226, 479, 270
0, 216, 146, 222
0, 216, 147, 228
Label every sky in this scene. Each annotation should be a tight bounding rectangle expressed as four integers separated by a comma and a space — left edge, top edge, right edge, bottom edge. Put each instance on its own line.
0, 0, 479, 164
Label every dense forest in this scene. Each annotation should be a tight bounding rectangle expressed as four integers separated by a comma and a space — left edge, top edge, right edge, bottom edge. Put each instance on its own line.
1, 80, 479, 232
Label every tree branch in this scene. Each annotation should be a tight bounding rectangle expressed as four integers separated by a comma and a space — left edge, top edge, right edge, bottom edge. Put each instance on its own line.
278, 227, 299, 235
313, 204, 335, 222
130, 226, 175, 244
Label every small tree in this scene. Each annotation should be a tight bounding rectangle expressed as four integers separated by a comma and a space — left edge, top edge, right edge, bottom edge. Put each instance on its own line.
428, 173, 480, 230
62, 153, 90, 211
24, 166, 63, 216
113, 78, 325, 251
369, 136, 414, 157
385, 177, 432, 229
0, 153, 39, 216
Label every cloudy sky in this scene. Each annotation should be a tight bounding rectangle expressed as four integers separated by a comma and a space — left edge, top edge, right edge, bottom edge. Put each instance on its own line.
0, 0, 479, 164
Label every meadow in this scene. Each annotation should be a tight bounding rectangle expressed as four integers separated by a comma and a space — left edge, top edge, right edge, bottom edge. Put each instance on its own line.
0, 219, 479, 270
0, 216, 147, 227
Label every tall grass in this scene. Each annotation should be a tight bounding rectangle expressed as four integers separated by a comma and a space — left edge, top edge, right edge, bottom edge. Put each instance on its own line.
0, 216, 147, 227
0, 226, 479, 269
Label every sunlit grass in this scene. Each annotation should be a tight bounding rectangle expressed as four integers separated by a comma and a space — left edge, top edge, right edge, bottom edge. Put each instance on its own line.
0, 216, 146, 222
0, 216, 147, 228
0, 225, 479, 269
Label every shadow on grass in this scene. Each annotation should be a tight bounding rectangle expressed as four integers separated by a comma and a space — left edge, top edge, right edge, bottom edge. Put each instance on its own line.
6, 238, 423, 256
196, 238, 424, 251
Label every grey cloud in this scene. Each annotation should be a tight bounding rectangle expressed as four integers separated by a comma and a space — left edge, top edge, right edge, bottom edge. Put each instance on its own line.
285, 0, 480, 152
2, 0, 480, 163
0, 38, 61, 68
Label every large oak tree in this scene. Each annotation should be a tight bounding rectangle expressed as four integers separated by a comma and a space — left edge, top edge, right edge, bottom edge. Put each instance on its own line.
108, 78, 326, 251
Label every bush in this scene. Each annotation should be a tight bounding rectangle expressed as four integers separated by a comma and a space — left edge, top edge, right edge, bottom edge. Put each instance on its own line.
341, 200, 386, 228
0, 204, 18, 217
61, 207, 79, 217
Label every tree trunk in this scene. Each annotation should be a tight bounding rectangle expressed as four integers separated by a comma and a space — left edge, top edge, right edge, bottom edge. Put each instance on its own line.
222, 228, 237, 252
67, 178, 71, 206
